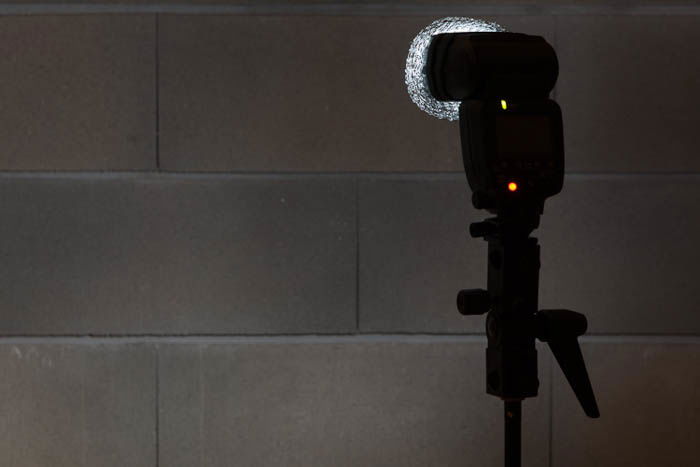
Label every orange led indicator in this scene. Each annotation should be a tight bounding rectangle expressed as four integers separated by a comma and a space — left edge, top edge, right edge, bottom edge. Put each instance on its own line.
507, 182, 518, 192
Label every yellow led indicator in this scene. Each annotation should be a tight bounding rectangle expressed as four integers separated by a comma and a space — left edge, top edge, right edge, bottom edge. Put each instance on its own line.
501, 99, 508, 110
507, 182, 518, 192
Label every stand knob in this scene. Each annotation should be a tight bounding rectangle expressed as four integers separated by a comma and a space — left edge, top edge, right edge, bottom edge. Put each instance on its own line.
457, 289, 490, 315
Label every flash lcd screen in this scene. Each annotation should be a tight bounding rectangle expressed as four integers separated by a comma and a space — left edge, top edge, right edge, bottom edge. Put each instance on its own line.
495, 114, 553, 160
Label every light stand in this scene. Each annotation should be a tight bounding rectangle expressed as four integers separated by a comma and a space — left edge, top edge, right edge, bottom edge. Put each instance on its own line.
459, 208, 599, 466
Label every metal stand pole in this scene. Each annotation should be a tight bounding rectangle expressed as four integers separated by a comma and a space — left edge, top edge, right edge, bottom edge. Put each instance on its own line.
504, 400, 522, 467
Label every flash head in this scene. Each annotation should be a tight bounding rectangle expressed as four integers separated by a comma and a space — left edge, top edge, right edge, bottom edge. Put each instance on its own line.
427, 32, 559, 101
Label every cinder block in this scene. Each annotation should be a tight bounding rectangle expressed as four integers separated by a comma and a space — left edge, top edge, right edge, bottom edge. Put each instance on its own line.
539, 175, 700, 334
359, 175, 700, 334
358, 176, 486, 333
158, 15, 552, 172
556, 15, 700, 172
552, 341, 700, 467
0, 344, 155, 467
159, 340, 551, 467
0, 175, 355, 334
0, 16, 155, 170
157, 344, 202, 465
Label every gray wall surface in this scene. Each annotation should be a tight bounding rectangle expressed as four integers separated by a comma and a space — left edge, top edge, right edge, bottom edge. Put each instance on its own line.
0, 2, 698, 466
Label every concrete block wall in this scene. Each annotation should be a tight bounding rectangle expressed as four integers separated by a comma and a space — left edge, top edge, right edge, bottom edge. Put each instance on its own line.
0, 2, 697, 466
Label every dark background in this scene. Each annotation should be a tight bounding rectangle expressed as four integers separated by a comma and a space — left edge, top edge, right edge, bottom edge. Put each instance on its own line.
0, 1, 698, 466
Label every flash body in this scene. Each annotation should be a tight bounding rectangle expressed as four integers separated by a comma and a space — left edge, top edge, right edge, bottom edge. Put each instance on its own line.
427, 32, 563, 214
